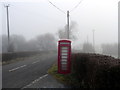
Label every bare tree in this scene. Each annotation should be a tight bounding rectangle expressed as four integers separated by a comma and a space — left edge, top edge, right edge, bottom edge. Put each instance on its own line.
2, 35, 15, 53
101, 43, 118, 57
0, 35, 2, 53
57, 21, 78, 40
2, 34, 57, 52
2, 35, 8, 53
36, 33, 57, 51
11, 35, 27, 52
25, 39, 39, 51
82, 42, 94, 53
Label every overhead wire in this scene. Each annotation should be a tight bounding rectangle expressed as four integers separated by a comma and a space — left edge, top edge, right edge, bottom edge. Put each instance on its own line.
70, 0, 84, 12
47, 0, 66, 14
47, 0, 84, 15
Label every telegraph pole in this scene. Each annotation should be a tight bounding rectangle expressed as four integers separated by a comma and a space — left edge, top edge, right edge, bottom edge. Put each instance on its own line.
5, 4, 10, 52
93, 29, 95, 53
87, 35, 89, 43
67, 11, 69, 39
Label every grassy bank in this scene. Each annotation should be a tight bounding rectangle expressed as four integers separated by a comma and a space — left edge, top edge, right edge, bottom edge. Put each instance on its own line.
48, 63, 80, 87
2, 57, 26, 65
48, 53, 120, 88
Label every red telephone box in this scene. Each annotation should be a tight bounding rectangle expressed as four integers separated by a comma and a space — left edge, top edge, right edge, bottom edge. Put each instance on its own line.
58, 40, 71, 74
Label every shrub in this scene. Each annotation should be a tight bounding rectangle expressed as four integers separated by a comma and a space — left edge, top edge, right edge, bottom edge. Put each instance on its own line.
2, 51, 44, 62
72, 54, 87, 78
71, 53, 120, 88
95, 65, 120, 88
49, 53, 120, 88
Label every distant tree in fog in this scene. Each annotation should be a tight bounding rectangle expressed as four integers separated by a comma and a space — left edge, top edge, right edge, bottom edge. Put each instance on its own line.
11, 35, 40, 52
0, 35, 2, 53
82, 42, 94, 53
36, 33, 57, 51
2, 35, 38, 52
101, 43, 118, 57
11, 35, 27, 52
2, 33, 57, 52
25, 39, 39, 51
2, 35, 8, 53
58, 27, 67, 39
2, 35, 15, 52
119, 43, 120, 58
58, 21, 78, 40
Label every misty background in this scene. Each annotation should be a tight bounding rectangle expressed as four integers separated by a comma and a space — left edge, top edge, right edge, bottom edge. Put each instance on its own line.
0, 0, 119, 58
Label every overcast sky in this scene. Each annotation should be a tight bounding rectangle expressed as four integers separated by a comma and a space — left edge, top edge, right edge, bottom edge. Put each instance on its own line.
0, 0, 119, 46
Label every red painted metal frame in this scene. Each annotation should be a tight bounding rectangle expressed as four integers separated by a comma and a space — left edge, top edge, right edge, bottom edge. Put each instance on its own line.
58, 40, 71, 74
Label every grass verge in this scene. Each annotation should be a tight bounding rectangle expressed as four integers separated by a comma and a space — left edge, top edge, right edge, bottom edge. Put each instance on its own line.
2, 57, 25, 65
2, 54, 41, 65
48, 63, 81, 88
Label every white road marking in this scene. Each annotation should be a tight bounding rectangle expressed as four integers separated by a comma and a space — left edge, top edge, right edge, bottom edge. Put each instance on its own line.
32, 61, 39, 64
9, 65, 27, 72
22, 74, 48, 89
43, 86, 47, 88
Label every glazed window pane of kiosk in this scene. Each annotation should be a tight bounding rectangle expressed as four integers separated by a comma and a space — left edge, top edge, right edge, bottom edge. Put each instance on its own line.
61, 46, 68, 70
61, 53, 68, 55
61, 49, 68, 53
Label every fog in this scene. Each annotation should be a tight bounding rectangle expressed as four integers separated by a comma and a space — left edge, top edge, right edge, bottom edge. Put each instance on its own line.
0, 0, 119, 57
1, 33, 57, 52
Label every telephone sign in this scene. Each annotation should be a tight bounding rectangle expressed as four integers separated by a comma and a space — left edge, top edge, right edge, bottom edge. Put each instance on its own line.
58, 40, 71, 74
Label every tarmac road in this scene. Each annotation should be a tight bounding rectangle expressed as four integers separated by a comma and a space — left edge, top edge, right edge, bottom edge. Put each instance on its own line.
2, 52, 64, 89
